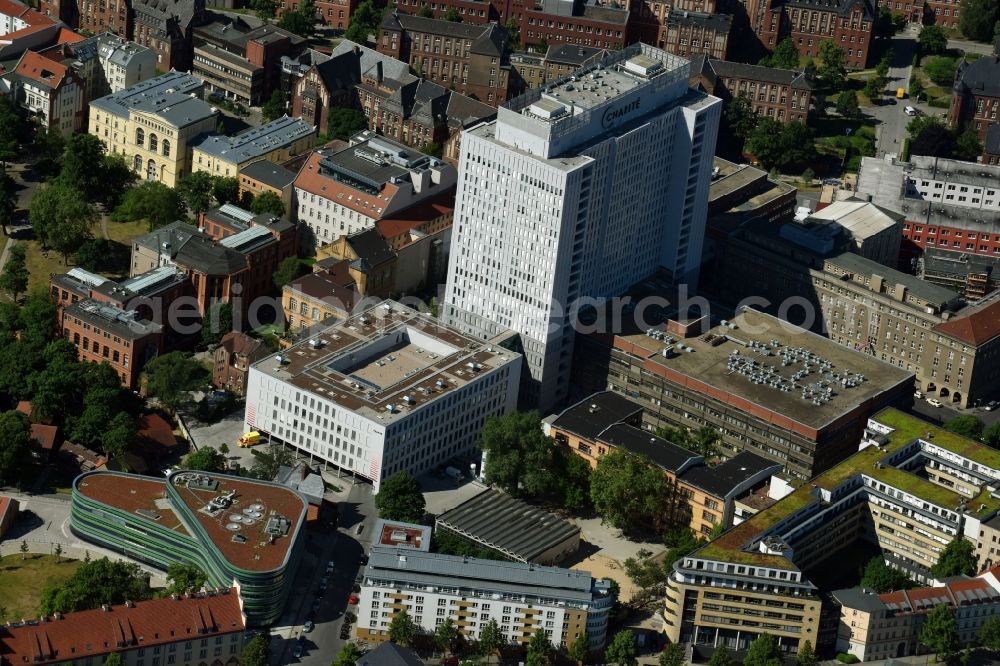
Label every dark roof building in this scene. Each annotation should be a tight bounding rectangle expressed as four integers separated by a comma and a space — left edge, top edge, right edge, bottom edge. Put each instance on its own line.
949, 48, 1000, 142
983, 122, 1000, 165
239, 158, 297, 190
435, 488, 581, 564
597, 423, 702, 474
547, 390, 643, 440
677, 451, 780, 498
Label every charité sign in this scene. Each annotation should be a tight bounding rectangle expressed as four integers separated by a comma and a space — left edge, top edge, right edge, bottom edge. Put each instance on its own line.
601, 98, 641, 129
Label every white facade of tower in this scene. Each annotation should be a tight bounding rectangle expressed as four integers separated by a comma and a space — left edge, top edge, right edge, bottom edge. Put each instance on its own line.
442, 45, 721, 410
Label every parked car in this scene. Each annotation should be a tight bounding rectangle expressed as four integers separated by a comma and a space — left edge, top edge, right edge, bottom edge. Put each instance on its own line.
985, 400, 999, 411
312, 598, 322, 612
927, 398, 943, 407
292, 644, 303, 659
914, 390, 925, 399
904, 105, 917, 116
356, 524, 364, 534
302, 620, 314, 633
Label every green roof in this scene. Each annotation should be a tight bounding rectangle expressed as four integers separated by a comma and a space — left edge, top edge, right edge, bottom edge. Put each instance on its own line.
688, 407, 1000, 568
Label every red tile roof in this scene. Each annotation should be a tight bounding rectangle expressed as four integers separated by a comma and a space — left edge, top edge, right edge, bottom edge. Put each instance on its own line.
29, 423, 59, 451
0, 589, 245, 666
53, 27, 84, 43
135, 414, 179, 458
14, 50, 69, 88
878, 577, 1000, 614
376, 192, 454, 246
933, 298, 1000, 346
293, 151, 400, 220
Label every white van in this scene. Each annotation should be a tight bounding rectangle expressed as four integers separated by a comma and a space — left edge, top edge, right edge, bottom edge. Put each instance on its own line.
904, 106, 917, 116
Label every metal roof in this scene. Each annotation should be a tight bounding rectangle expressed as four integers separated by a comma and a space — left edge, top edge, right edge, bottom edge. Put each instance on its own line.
190, 116, 315, 164
66, 267, 108, 287
435, 489, 580, 562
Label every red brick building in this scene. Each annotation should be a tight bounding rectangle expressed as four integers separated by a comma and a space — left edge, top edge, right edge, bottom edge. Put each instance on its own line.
213, 330, 267, 395
950, 53, 1000, 143
521, 0, 629, 51
278, 0, 357, 29
702, 58, 814, 124
755, 0, 875, 69
378, 12, 510, 105
61, 300, 164, 388
660, 10, 731, 59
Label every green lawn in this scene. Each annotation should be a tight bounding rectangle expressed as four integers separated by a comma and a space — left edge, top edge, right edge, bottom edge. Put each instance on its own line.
24, 240, 72, 291
812, 117, 877, 172
0, 554, 82, 621
104, 218, 149, 244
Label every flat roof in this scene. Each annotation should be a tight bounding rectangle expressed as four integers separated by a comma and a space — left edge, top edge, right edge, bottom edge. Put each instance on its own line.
365, 546, 595, 602
373, 518, 431, 551
65, 300, 161, 340
252, 300, 520, 424
824, 252, 961, 307
240, 159, 296, 189
611, 307, 913, 432
75, 472, 187, 534
191, 116, 315, 164
436, 488, 580, 562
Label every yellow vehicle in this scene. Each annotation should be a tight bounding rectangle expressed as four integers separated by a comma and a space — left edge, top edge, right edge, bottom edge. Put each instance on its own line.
896, 87, 905, 99
238, 431, 261, 447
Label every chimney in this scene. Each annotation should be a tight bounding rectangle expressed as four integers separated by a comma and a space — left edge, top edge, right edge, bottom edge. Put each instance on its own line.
125, 600, 134, 608
101, 604, 110, 612
53, 612, 63, 620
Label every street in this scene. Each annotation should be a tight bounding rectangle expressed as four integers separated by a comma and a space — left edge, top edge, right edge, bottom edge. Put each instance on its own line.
868, 29, 918, 159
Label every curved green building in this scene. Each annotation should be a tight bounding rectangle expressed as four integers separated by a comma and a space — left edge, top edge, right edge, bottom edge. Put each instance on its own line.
70, 470, 307, 626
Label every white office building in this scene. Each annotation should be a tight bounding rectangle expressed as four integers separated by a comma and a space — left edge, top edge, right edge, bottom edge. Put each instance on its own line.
243, 300, 520, 490
357, 546, 615, 649
442, 44, 721, 410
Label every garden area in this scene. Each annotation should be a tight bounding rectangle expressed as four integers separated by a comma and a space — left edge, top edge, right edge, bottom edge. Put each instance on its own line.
0, 554, 82, 622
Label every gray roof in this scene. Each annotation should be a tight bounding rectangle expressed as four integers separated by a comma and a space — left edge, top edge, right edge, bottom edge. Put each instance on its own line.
320, 40, 412, 91
239, 159, 297, 189
985, 123, 1000, 155
365, 546, 594, 602
955, 55, 1000, 97
445, 91, 496, 128
824, 251, 962, 306
545, 44, 607, 67
133, 0, 203, 28
385, 13, 506, 56
667, 10, 732, 30
356, 643, 424, 666
190, 115, 314, 164
709, 58, 812, 89
346, 227, 394, 271
90, 71, 213, 126
831, 587, 888, 612
133, 221, 253, 274
65, 300, 161, 340
783, 0, 874, 19
922, 246, 1000, 278
435, 489, 580, 562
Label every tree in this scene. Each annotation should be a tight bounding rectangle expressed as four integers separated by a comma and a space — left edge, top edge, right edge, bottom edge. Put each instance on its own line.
344, 0, 382, 42
983, 422, 1000, 449
183, 446, 227, 472
273, 256, 307, 289
478, 618, 504, 660
743, 633, 782, 666
374, 471, 426, 522
251, 0, 277, 18
605, 631, 637, 666
954, 129, 983, 161
0, 170, 16, 236
102, 411, 137, 461
860, 556, 914, 593
53, 543, 62, 562
763, 38, 799, 69
388, 609, 418, 646
960, 0, 1000, 42
417, 3, 434, 16
944, 415, 984, 439
919, 604, 959, 662
250, 191, 286, 217
919, 24, 948, 55
0, 244, 28, 301
334, 643, 362, 666
559, 451, 593, 510
101, 154, 138, 209
70, 387, 123, 449
241, 634, 270, 666
745, 119, 816, 170
0, 410, 39, 487
103, 654, 125, 666
478, 410, 557, 497
261, 90, 286, 122
177, 171, 215, 214
112, 181, 184, 231
624, 549, 670, 596
327, 106, 369, 140
0, 96, 30, 166
19, 539, 27, 560
278, 7, 313, 36
435, 617, 460, 654
875, 8, 895, 39
818, 40, 846, 87
924, 56, 958, 86
797, 641, 817, 666
911, 123, 956, 158
57, 133, 106, 201
504, 17, 520, 51
246, 444, 295, 480
568, 632, 590, 664
591, 450, 680, 532
708, 647, 732, 666
212, 176, 240, 206
40, 557, 151, 614
166, 563, 206, 595
143, 351, 210, 411
725, 92, 759, 142
420, 141, 443, 158
31, 127, 65, 179
74, 238, 119, 273
443, 6, 461, 20
30, 183, 97, 264
526, 629, 552, 666
659, 643, 685, 666
979, 615, 1000, 650
201, 301, 233, 347
864, 75, 886, 102
931, 538, 977, 578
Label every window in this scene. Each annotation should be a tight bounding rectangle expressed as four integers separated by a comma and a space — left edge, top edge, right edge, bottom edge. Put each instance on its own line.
149, 134, 158, 152
162, 138, 170, 156
136, 127, 144, 146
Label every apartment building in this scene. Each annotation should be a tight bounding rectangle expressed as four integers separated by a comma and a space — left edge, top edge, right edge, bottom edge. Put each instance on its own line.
293, 132, 457, 252
547, 391, 781, 535
661, 11, 731, 60
700, 58, 813, 124
70, 470, 307, 625
357, 547, 615, 649
977, 514, 1000, 569
213, 330, 268, 395
833, 574, 1000, 662
574, 308, 913, 479
191, 116, 315, 178
857, 156, 1000, 265
2, 0, 65, 61
749, 0, 875, 68
130, 0, 205, 70
664, 408, 1000, 655
89, 71, 216, 187
37, 33, 155, 108
949, 51, 1000, 143
242, 301, 521, 489
443, 45, 721, 411
192, 18, 305, 105
7, 49, 85, 134
0, 590, 246, 666
277, 0, 356, 28
378, 13, 510, 106
282, 264, 358, 329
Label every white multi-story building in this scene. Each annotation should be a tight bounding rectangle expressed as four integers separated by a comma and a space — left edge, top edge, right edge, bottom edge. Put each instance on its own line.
243, 300, 520, 490
293, 131, 457, 252
357, 546, 615, 649
441, 44, 722, 410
